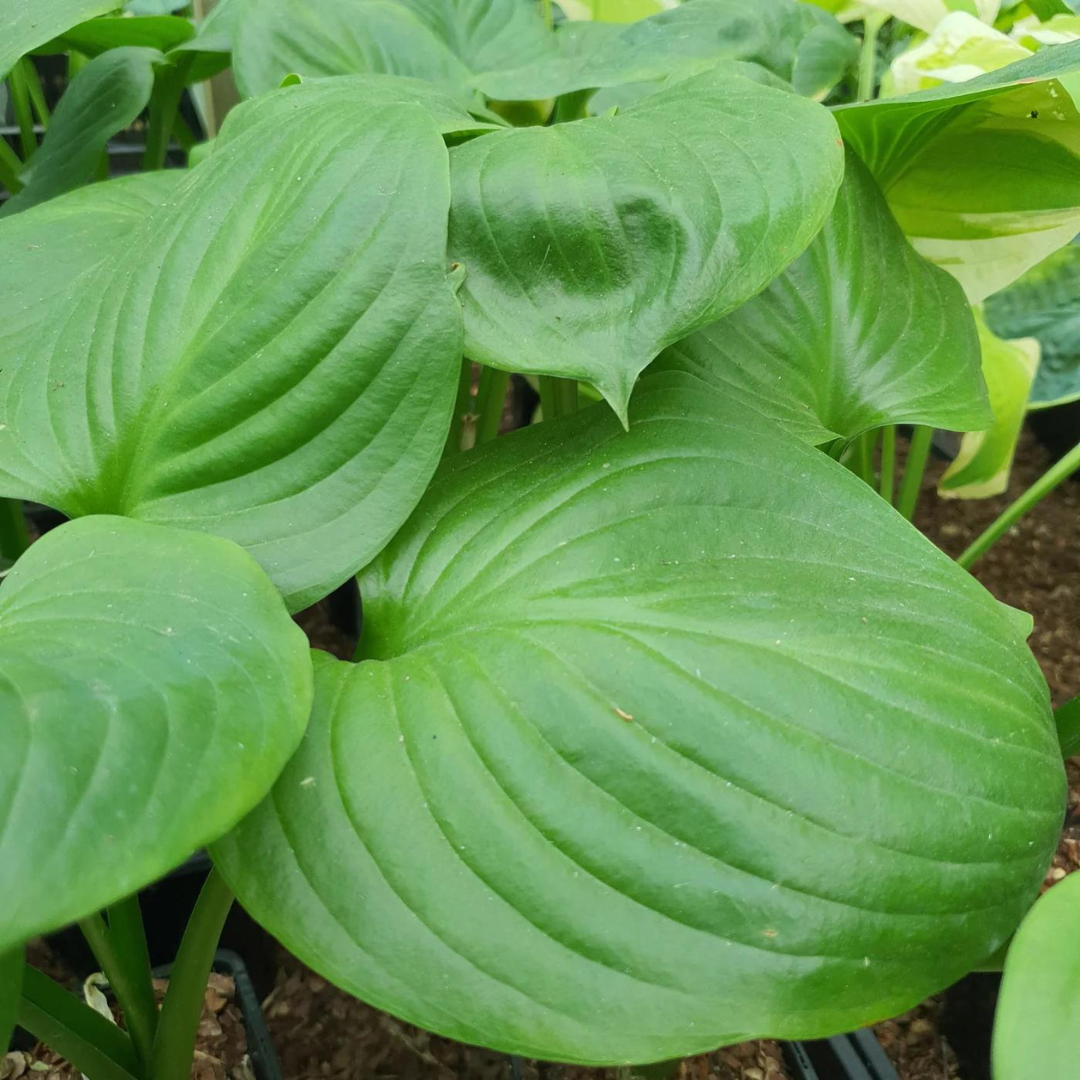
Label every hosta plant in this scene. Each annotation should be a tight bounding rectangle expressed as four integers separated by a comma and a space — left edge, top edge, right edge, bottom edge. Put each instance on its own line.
0, 1, 1077, 1077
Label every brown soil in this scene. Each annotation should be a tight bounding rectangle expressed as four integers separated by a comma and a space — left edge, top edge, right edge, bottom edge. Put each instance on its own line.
8, 948, 251, 1080
265, 950, 789, 1080
914, 429, 1080, 709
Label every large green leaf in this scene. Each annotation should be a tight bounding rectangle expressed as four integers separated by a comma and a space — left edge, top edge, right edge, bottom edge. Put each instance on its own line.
41, 15, 196, 55
215, 73, 504, 144
0, 0, 116, 78
448, 66, 845, 422
0, 171, 181, 362
214, 376, 1062, 1064
0, 515, 312, 953
985, 239, 1080, 408
396, 0, 554, 75
939, 308, 1039, 497
0, 947, 21, 1053
1, 48, 161, 218
476, 0, 857, 102
0, 91, 462, 612
232, 0, 554, 98
835, 42, 1080, 302
993, 872, 1080, 1079
233, 0, 466, 97
653, 149, 988, 445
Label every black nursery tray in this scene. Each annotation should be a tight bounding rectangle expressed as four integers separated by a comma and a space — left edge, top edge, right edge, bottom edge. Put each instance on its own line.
783, 1030, 900, 1080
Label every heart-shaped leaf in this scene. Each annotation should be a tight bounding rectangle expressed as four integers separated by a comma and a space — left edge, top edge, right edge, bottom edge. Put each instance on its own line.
993, 872, 1080, 1080
0, 515, 312, 953
214, 376, 1062, 1063
1, 48, 161, 217
654, 149, 988, 446
939, 309, 1039, 498
232, 0, 554, 98
835, 42, 1080, 302
448, 66, 845, 422
0, 0, 116, 78
0, 947, 21, 1054
985, 239, 1080, 408
0, 170, 181, 357
0, 89, 463, 612
476, 0, 856, 102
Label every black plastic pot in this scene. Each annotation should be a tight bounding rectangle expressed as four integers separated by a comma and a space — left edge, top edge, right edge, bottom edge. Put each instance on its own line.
783, 1031, 899, 1080
505, 1029, 899, 1080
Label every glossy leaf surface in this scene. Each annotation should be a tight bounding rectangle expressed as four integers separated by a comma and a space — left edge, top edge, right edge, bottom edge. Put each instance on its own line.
836, 42, 1080, 302
0, 948, 21, 1054
0, 516, 312, 953
0, 171, 181, 357
476, 0, 856, 102
985, 240, 1080, 408
232, 0, 553, 98
448, 67, 845, 421
939, 310, 1038, 498
0, 0, 115, 78
1056, 695, 1080, 757
215, 74, 503, 143
0, 91, 462, 611
654, 150, 987, 445
1, 48, 160, 217
993, 872, 1080, 1080
215, 378, 1062, 1063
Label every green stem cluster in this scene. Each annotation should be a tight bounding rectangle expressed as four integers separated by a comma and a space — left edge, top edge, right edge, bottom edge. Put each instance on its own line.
539, 375, 578, 421
0, 499, 30, 561
16, 872, 234, 1080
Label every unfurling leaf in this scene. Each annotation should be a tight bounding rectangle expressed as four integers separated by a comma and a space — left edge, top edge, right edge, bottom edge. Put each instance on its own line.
0, 516, 312, 952
214, 377, 1061, 1064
